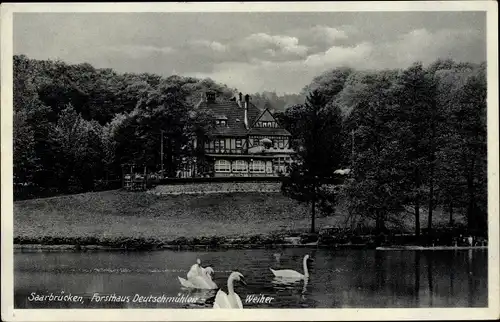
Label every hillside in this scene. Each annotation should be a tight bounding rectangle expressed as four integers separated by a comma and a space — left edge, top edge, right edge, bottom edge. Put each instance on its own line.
14, 190, 463, 248
14, 190, 319, 242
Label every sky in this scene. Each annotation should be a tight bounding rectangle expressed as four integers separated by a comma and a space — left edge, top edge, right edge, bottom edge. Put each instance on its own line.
14, 11, 486, 94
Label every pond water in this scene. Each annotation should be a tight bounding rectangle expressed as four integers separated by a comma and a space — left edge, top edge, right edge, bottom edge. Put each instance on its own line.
14, 248, 487, 308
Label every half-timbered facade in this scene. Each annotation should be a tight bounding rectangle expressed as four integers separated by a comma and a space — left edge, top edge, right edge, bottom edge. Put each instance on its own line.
195, 92, 294, 177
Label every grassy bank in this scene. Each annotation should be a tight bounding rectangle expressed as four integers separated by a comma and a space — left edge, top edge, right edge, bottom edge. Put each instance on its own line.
14, 190, 465, 250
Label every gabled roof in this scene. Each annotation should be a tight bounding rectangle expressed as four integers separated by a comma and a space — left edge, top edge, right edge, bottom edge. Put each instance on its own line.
198, 99, 291, 137
197, 100, 260, 137
249, 107, 292, 136
253, 109, 275, 124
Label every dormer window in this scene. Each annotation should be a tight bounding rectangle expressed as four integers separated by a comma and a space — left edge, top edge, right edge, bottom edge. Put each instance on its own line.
206, 92, 216, 103
215, 115, 228, 127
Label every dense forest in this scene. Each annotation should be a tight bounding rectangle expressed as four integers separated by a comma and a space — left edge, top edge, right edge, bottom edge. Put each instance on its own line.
13, 55, 487, 235
274, 61, 487, 235
13, 54, 237, 197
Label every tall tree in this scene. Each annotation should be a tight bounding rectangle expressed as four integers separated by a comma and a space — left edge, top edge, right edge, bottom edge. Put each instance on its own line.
447, 64, 487, 233
341, 71, 407, 233
302, 67, 354, 105
281, 90, 344, 233
392, 62, 435, 237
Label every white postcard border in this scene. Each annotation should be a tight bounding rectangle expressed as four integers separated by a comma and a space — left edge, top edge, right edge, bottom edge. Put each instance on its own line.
1, 2, 498, 321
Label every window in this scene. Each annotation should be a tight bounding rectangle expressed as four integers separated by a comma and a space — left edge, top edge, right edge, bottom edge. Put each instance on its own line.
220, 120, 227, 126
215, 120, 220, 125
214, 139, 225, 152
266, 161, 273, 173
278, 140, 284, 149
232, 160, 248, 172
253, 138, 259, 146
250, 160, 266, 173
215, 160, 231, 172
236, 139, 242, 149
275, 157, 288, 174
257, 121, 276, 128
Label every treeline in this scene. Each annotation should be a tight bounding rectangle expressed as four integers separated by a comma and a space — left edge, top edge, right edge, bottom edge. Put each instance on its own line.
13, 55, 488, 237
275, 60, 487, 236
13, 55, 235, 198
250, 91, 305, 113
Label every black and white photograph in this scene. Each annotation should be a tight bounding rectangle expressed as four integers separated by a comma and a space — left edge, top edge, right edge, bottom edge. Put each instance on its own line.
1, 1, 498, 321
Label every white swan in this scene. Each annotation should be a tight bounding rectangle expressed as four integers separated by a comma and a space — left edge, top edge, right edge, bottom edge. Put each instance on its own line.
270, 254, 312, 280
178, 264, 218, 290
186, 258, 203, 280
178, 272, 216, 289
201, 267, 218, 289
213, 271, 246, 309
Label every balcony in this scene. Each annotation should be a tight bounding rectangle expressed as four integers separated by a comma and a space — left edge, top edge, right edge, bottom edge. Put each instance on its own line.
248, 146, 295, 154
204, 148, 245, 155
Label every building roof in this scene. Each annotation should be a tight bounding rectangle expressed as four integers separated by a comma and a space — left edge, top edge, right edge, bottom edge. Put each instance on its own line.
198, 98, 291, 137
248, 127, 291, 136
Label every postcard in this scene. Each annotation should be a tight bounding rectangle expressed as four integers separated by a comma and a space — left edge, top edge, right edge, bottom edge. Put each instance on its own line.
1, 1, 498, 321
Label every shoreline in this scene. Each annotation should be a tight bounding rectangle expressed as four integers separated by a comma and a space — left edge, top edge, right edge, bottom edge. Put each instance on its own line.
13, 244, 489, 252
13, 240, 488, 252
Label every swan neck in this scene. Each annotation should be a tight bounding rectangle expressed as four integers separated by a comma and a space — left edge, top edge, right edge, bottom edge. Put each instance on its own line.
227, 276, 235, 294
303, 257, 309, 277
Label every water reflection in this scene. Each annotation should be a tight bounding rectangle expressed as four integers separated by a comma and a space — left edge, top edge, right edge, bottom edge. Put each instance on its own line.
14, 248, 488, 309
426, 252, 434, 307
467, 249, 474, 307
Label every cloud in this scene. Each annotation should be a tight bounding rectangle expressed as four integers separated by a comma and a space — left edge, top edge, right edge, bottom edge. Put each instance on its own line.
185, 27, 484, 94
181, 32, 310, 64
240, 33, 309, 56
304, 42, 372, 67
189, 40, 228, 53
375, 28, 484, 67
293, 25, 355, 53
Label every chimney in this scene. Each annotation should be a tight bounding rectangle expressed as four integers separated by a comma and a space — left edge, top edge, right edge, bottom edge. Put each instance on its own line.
237, 92, 243, 108
244, 94, 250, 129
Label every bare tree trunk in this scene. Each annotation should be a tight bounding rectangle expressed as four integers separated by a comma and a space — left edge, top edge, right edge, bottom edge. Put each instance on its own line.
466, 172, 476, 233
375, 209, 386, 233
428, 102, 437, 234
311, 199, 316, 233
427, 166, 435, 232
311, 183, 316, 233
415, 167, 421, 238
415, 197, 420, 237
448, 200, 453, 225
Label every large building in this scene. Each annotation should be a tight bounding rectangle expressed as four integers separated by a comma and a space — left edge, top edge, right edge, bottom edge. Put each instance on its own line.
192, 92, 295, 177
